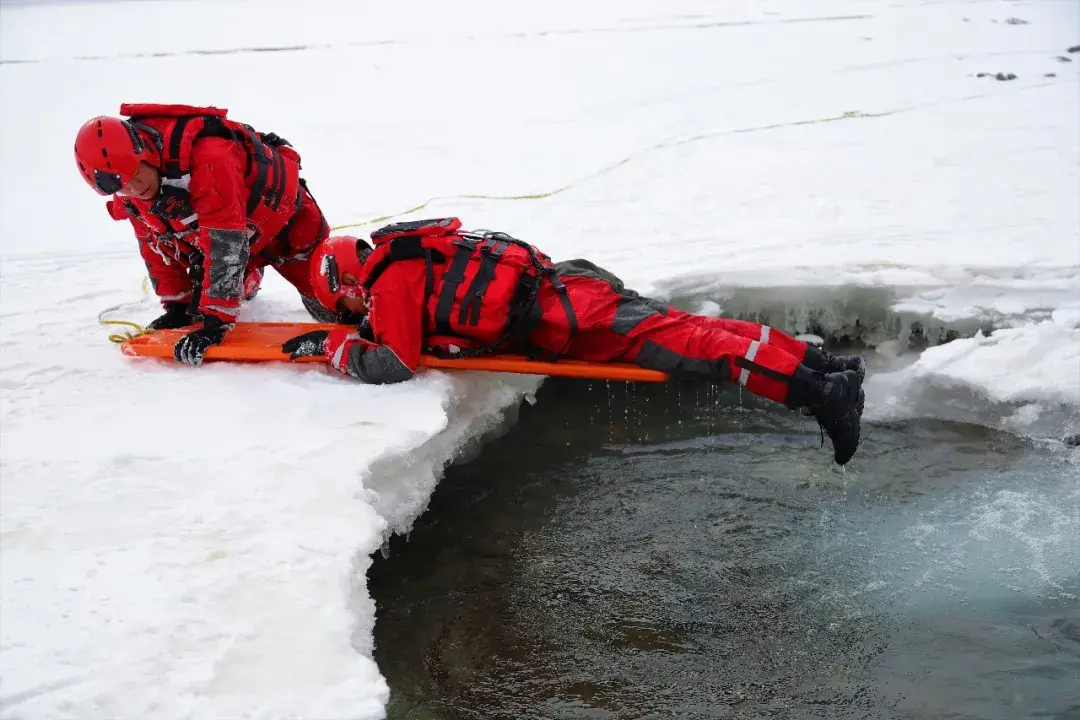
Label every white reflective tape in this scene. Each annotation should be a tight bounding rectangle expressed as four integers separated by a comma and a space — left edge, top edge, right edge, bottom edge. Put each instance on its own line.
738, 340, 761, 386
331, 341, 347, 369
159, 293, 192, 302
332, 335, 365, 371
760, 325, 771, 344
161, 174, 191, 190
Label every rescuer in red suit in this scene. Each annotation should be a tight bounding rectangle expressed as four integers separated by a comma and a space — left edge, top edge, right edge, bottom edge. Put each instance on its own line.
74, 104, 341, 366
282, 218, 866, 464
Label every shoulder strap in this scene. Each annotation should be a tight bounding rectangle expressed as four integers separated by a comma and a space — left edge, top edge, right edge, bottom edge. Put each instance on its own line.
361, 234, 453, 291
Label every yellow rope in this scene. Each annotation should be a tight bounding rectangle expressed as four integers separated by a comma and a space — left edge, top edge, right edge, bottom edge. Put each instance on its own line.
329, 110, 875, 232
329, 188, 575, 232
99, 316, 148, 344
98, 276, 153, 343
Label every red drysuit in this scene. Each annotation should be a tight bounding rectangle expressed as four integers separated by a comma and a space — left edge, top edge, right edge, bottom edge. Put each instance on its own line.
292, 220, 813, 405
99, 104, 330, 323
110, 177, 328, 320
285, 218, 866, 464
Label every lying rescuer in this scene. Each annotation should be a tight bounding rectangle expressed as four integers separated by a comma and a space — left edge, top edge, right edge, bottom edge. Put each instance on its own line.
73, 104, 342, 367
281, 218, 867, 465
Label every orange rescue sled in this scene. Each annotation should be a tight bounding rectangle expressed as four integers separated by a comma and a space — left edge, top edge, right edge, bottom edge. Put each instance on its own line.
121, 322, 670, 383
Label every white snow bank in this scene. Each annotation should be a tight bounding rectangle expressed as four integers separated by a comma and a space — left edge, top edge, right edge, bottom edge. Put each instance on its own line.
867, 310, 1080, 438
910, 319, 1079, 407
2, 0, 1079, 718
0, 266, 539, 720
0, 257, 540, 719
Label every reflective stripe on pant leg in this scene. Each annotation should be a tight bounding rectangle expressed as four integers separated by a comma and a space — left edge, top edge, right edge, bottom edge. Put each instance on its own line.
732, 342, 804, 403
677, 314, 808, 358
738, 340, 761, 386
330, 334, 356, 370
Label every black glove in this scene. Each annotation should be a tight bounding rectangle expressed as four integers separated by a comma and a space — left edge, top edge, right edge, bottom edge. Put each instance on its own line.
146, 302, 194, 331
173, 315, 230, 367
281, 330, 329, 360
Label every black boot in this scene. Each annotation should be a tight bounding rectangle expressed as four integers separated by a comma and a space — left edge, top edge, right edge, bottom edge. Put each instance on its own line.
803, 345, 865, 417
787, 365, 863, 465
802, 345, 866, 381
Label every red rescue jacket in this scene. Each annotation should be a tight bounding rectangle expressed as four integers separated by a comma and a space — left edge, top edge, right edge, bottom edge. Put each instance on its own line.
328, 218, 577, 384
358, 217, 554, 347
105, 103, 304, 321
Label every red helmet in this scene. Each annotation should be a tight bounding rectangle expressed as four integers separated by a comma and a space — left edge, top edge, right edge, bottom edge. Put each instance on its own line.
309, 235, 373, 314
74, 116, 151, 195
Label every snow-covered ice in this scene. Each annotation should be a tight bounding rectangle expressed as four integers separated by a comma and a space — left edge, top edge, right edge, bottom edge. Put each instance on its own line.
1, 0, 1077, 717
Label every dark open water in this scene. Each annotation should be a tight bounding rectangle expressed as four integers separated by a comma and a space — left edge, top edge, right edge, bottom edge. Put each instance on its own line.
368, 374, 1079, 720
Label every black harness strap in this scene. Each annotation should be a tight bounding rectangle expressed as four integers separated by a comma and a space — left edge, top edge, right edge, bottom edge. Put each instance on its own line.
267, 147, 286, 211
420, 249, 438, 335
433, 239, 477, 336
548, 272, 578, 346
263, 148, 278, 210
507, 274, 543, 341
423, 249, 436, 303
458, 239, 508, 326
240, 125, 270, 216
163, 117, 191, 178
512, 270, 577, 361
361, 235, 443, 291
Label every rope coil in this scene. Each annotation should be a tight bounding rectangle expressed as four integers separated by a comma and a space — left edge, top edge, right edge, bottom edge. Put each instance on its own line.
97, 277, 152, 343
